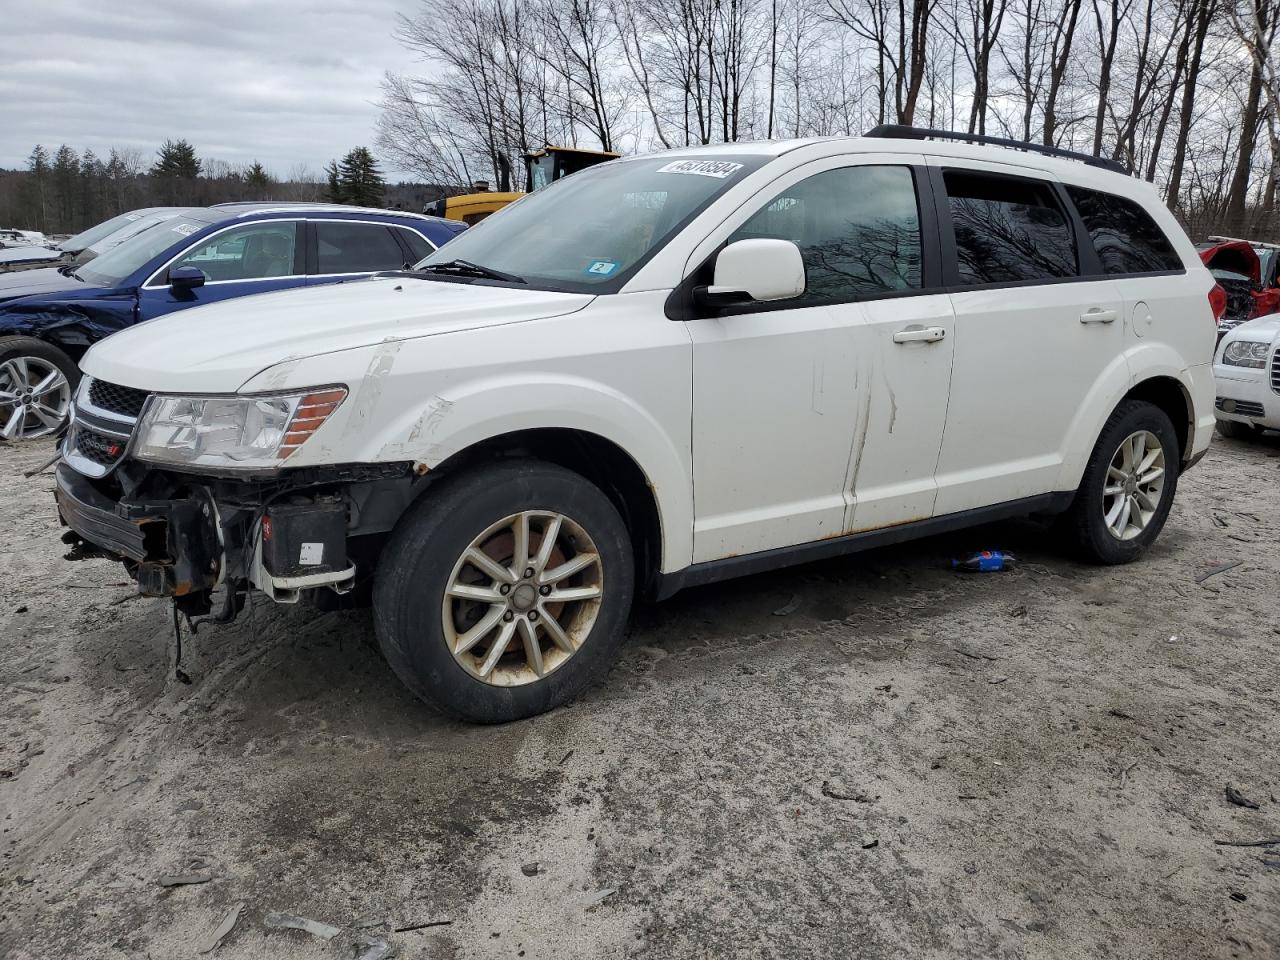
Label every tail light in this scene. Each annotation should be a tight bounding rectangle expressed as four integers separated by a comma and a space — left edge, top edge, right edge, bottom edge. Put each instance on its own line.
1208, 283, 1228, 324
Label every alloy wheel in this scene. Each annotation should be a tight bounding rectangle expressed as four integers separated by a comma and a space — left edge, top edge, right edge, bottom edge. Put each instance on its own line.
1102, 430, 1166, 541
0, 355, 71, 441
441, 510, 604, 686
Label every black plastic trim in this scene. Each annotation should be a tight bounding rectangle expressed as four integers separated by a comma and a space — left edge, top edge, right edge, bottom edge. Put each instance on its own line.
653, 491, 1075, 600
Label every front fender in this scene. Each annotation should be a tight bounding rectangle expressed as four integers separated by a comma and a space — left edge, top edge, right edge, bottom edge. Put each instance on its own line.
0, 297, 137, 347
368, 375, 692, 573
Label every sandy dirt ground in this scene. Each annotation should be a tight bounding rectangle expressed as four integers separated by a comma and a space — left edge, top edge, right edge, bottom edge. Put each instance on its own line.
1, 432, 1278, 960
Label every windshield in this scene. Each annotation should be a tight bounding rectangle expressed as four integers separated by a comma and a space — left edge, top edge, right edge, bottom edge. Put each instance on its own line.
60, 210, 161, 253
417, 155, 767, 292
77, 216, 212, 287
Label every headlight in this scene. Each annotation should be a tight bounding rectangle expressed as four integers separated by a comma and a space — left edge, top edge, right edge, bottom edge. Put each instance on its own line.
1222, 341, 1270, 368
134, 388, 346, 470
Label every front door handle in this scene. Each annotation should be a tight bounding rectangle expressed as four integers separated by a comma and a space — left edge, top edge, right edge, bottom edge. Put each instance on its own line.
1080, 308, 1118, 324
893, 325, 947, 344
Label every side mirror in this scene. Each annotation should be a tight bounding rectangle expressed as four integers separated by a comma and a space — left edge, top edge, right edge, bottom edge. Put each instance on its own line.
697, 238, 806, 310
169, 265, 206, 292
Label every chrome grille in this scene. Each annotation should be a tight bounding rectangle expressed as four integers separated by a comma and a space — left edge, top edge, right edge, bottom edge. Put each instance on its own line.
64, 377, 146, 479
88, 379, 149, 418
1271, 350, 1280, 396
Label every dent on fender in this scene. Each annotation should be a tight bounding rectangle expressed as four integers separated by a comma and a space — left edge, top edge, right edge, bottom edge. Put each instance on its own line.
0, 300, 135, 344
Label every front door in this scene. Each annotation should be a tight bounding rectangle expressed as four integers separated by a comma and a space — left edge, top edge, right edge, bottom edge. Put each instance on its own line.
138, 220, 304, 320
688, 158, 951, 561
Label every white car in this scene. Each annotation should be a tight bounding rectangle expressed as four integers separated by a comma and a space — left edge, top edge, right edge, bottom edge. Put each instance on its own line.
1213, 313, 1280, 439
56, 127, 1217, 721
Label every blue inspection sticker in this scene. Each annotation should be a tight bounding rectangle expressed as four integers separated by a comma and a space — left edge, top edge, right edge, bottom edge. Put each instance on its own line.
585, 259, 619, 277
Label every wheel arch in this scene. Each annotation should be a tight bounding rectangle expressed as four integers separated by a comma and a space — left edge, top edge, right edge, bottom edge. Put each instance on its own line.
1122, 375, 1192, 462
419, 428, 667, 599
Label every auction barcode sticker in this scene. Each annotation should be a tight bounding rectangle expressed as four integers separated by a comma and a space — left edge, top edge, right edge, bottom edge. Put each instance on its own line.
656, 160, 744, 179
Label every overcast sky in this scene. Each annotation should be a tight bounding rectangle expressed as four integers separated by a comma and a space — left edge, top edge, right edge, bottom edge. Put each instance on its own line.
0, 0, 425, 179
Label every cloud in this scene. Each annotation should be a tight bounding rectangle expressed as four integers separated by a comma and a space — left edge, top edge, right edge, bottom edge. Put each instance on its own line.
0, 0, 424, 178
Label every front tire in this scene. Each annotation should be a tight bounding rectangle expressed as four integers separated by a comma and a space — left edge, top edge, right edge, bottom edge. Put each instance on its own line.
373, 460, 634, 723
1216, 418, 1262, 441
0, 336, 77, 442
1062, 400, 1180, 565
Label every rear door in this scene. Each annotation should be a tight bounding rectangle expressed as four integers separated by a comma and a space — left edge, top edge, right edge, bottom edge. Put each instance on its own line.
930, 161, 1127, 514
307, 220, 417, 286
137, 220, 304, 320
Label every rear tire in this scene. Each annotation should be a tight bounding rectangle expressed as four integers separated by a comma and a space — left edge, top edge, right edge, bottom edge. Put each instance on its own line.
1061, 400, 1180, 565
1215, 418, 1262, 441
373, 460, 634, 723
0, 336, 78, 442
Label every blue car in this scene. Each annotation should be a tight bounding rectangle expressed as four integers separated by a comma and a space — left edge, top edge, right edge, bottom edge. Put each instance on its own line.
0, 203, 464, 440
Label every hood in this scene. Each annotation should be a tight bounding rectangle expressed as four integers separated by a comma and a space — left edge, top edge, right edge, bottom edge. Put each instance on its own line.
1200, 241, 1260, 285
0, 246, 65, 267
1221, 311, 1280, 342
81, 275, 594, 393
0, 266, 87, 304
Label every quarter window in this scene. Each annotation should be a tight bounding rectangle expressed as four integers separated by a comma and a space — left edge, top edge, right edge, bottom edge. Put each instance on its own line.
395, 227, 434, 263
727, 165, 923, 304
1066, 186, 1183, 274
170, 221, 298, 282
315, 222, 407, 274
944, 171, 1077, 284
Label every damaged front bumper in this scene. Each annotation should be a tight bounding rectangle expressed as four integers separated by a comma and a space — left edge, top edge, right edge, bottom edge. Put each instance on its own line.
55, 462, 363, 613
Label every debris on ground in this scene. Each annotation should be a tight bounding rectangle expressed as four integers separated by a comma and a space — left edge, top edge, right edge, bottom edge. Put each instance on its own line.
1119, 761, 1138, 789
952, 550, 1015, 572
354, 936, 395, 960
772, 595, 801, 616
521, 862, 540, 876
821, 780, 876, 803
1008, 604, 1028, 618
392, 920, 451, 933
582, 888, 616, 909
1226, 785, 1261, 809
199, 902, 244, 954
157, 872, 214, 887
988, 676, 1009, 685
1195, 560, 1241, 583
1230, 892, 1248, 902
175, 799, 204, 813
264, 912, 342, 940
862, 838, 879, 849
1213, 837, 1280, 848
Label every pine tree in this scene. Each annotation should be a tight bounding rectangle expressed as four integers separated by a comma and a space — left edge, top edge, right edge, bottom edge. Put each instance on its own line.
79, 149, 105, 230
244, 161, 272, 200
25, 145, 49, 231
51, 145, 80, 232
152, 139, 201, 179
337, 147, 385, 207
324, 160, 344, 203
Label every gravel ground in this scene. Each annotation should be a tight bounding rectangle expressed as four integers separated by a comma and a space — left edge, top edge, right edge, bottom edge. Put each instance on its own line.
1, 433, 1278, 959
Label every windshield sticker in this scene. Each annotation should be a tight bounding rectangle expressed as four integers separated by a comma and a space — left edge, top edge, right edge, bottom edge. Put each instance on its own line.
585, 259, 619, 276
171, 222, 199, 236
656, 159, 744, 179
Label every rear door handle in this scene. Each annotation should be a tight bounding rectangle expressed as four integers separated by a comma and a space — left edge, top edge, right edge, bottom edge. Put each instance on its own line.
1080, 308, 1118, 324
892, 325, 947, 344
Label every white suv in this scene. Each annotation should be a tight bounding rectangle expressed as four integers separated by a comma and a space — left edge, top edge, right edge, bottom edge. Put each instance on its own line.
1213, 313, 1280, 439
56, 128, 1217, 721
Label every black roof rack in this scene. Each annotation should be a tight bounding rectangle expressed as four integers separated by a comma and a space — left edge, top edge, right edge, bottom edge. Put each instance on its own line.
863, 124, 1128, 175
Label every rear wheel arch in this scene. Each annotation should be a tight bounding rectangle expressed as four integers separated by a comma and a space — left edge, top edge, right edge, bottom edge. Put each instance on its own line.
414, 428, 665, 599
1122, 376, 1191, 463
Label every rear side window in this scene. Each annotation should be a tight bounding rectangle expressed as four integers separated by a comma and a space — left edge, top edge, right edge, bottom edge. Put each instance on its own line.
728, 164, 922, 304
1066, 187, 1183, 274
944, 171, 1077, 284
396, 227, 434, 262
315, 222, 407, 274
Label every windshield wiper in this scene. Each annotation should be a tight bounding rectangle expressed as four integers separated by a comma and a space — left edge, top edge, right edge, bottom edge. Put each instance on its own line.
57, 264, 84, 281
417, 259, 525, 284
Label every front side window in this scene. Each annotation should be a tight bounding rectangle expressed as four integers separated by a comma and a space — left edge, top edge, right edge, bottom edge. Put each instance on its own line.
945, 171, 1077, 284
727, 164, 922, 305
417, 154, 767, 292
315, 222, 407, 274
170, 221, 299, 282
77, 216, 214, 287
1066, 186, 1184, 275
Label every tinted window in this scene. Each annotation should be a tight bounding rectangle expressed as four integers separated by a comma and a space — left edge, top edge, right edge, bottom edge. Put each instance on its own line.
945, 171, 1077, 284
728, 165, 922, 304
316, 222, 406, 274
396, 227, 434, 262
1067, 186, 1183, 274
171, 221, 299, 282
